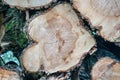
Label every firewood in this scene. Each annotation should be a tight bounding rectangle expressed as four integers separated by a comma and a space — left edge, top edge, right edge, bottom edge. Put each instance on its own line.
73, 0, 120, 42
0, 68, 21, 80
0, 13, 5, 52
22, 3, 96, 73
92, 57, 120, 80
0, 14, 5, 43
3, 0, 56, 10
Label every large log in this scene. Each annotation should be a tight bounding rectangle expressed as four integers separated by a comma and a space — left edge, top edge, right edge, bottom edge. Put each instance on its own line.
22, 3, 96, 73
73, 0, 120, 42
3, 0, 56, 9
92, 57, 120, 80
0, 68, 21, 80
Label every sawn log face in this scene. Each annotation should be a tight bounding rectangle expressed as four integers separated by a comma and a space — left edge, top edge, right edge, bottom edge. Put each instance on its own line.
22, 3, 96, 73
73, 0, 120, 42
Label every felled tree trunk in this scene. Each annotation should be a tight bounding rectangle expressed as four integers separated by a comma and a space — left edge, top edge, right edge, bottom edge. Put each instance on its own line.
0, 68, 21, 80
92, 57, 120, 80
22, 3, 96, 73
73, 0, 120, 42
3, 0, 56, 10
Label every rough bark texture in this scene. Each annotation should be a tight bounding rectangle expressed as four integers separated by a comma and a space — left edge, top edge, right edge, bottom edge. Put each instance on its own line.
3, 0, 55, 9
0, 68, 21, 80
22, 3, 96, 73
92, 57, 120, 80
73, 0, 120, 42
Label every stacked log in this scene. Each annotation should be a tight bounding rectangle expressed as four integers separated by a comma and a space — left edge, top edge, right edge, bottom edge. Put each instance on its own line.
1, 0, 120, 80
22, 3, 96, 73
0, 68, 21, 80
73, 0, 120, 42
92, 57, 120, 80
3, 0, 56, 9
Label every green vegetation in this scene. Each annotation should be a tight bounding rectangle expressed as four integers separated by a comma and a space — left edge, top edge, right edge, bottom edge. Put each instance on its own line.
3, 8, 29, 57
0, 0, 28, 67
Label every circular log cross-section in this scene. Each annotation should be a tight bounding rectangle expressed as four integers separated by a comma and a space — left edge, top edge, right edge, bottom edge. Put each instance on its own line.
92, 57, 120, 80
73, 0, 120, 42
0, 68, 21, 80
22, 3, 96, 73
3, 0, 55, 9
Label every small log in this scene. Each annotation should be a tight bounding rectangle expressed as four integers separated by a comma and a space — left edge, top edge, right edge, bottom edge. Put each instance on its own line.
0, 68, 21, 80
22, 3, 96, 73
0, 13, 5, 43
0, 13, 5, 52
92, 57, 120, 80
3, 0, 56, 10
73, 0, 120, 42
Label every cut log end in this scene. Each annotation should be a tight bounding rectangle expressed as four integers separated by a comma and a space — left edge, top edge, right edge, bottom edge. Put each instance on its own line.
91, 0, 120, 16
92, 57, 120, 80
3, 0, 55, 10
0, 68, 21, 80
22, 3, 96, 73
73, 0, 120, 42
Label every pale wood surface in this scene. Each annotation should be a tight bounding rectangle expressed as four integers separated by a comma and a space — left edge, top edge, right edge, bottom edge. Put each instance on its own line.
22, 3, 96, 73
73, 0, 120, 42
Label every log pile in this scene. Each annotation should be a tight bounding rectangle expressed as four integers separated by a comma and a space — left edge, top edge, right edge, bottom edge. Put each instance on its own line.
0, 0, 120, 80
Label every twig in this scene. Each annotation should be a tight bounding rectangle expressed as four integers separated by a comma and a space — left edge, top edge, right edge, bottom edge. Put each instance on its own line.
25, 10, 29, 20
